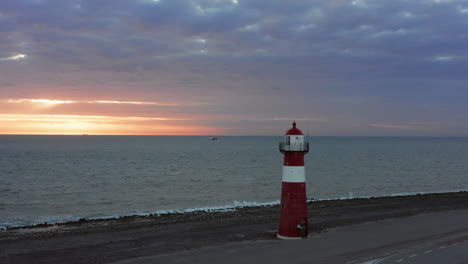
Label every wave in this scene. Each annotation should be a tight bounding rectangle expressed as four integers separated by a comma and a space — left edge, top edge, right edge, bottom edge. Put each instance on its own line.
2, 188, 468, 230
0, 200, 281, 230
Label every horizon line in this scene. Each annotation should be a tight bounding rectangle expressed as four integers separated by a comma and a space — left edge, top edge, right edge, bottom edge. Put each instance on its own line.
0, 134, 466, 138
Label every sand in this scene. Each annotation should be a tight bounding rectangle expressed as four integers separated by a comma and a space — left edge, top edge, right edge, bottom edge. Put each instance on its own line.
1, 191, 468, 264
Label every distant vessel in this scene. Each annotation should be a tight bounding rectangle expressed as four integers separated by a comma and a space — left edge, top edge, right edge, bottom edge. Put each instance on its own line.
208, 136, 219, 140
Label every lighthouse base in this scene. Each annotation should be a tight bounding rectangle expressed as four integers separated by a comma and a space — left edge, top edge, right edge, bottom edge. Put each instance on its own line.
277, 234, 303, 240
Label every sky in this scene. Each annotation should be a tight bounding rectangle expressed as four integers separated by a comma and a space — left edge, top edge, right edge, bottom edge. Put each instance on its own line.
1, 0, 467, 136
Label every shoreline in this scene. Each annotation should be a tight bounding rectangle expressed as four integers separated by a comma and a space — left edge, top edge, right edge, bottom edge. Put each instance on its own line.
2, 191, 468, 264
3, 189, 468, 231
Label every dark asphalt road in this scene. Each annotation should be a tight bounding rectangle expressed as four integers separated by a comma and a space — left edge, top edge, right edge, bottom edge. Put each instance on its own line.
113, 209, 468, 264
375, 234, 468, 264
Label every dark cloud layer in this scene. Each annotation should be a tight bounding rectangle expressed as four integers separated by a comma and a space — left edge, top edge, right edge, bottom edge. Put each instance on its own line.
1, 0, 467, 135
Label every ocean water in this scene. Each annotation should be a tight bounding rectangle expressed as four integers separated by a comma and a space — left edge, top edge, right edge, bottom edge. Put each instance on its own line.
1, 136, 467, 229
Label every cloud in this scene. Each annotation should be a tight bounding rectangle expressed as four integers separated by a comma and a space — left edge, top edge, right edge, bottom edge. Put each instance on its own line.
2, 0, 467, 76
1, 0, 468, 135
0, 53, 27, 61
368, 124, 417, 129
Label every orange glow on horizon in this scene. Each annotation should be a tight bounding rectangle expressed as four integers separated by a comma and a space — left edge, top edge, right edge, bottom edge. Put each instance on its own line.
90, 100, 180, 106
7, 99, 76, 105
6, 98, 182, 106
0, 114, 224, 135
1, 97, 224, 135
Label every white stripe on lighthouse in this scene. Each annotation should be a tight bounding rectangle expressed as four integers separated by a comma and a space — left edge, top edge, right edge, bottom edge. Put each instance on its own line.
282, 166, 306, 182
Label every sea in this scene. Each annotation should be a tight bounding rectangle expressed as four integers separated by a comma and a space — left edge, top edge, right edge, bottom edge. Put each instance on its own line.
1, 136, 467, 229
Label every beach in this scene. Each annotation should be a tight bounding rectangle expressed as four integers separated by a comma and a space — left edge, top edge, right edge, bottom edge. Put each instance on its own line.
2, 191, 468, 264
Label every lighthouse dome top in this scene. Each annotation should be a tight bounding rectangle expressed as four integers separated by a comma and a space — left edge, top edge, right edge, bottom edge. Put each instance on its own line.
285, 121, 304, 135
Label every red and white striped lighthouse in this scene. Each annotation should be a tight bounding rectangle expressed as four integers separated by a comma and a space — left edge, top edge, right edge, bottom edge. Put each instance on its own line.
278, 121, 309, 239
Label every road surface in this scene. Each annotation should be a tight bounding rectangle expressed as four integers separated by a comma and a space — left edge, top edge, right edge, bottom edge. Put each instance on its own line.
114, 209, 468, 264
374, 234, 468, 264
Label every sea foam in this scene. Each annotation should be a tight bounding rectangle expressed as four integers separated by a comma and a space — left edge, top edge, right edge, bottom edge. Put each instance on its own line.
3, 188, 468, 230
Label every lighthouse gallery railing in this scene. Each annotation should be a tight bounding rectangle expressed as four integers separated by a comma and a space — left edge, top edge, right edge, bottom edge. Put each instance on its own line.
279, 142, 309, 152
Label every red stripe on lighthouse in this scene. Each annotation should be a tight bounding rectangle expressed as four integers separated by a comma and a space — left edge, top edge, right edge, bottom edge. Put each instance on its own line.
284, 152, 305, 166
278, 182, 308, 238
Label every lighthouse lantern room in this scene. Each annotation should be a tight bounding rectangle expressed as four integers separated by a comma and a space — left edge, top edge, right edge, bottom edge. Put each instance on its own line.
278, 121, 310, 239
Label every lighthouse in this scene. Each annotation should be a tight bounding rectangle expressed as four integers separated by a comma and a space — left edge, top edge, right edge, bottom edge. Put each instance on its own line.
278, 121, 310, 239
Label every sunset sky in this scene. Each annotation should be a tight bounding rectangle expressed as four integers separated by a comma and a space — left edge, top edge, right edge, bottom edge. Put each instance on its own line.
1, 0, 467, 136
